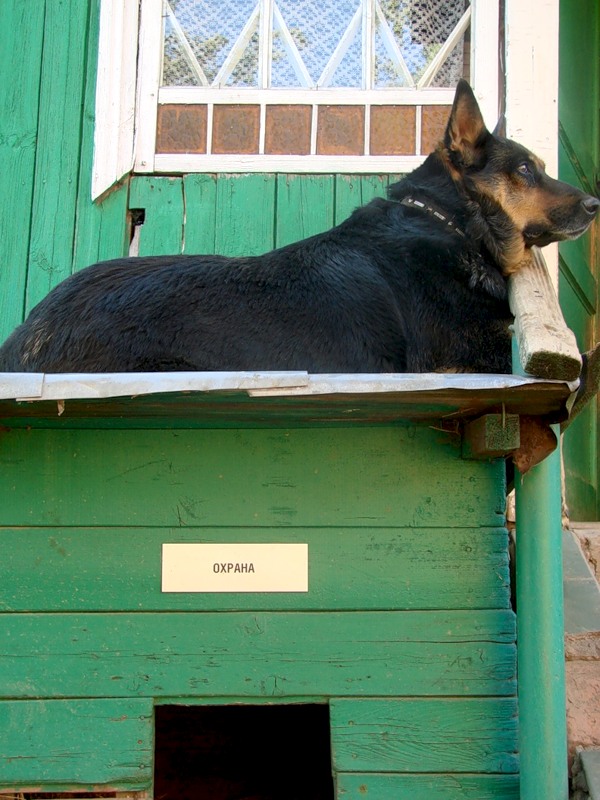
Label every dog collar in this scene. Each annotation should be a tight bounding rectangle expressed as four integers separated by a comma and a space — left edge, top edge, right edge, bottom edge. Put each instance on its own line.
398, 196, 466, 238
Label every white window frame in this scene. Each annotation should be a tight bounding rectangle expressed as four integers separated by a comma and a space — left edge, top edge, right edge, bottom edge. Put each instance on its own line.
92, 0, 139, 200
505, 0, 560, 281
93, 0, 500, 198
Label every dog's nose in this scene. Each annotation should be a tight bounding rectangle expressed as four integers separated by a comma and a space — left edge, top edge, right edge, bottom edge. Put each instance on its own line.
582, 195, 600, 216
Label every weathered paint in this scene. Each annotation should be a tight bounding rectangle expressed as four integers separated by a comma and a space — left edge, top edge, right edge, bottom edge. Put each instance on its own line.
330, 697, 519, 773
558, 0, 600, 518
0, 0, 129, 345
0, 699, 153, 790
335, 774, 520, 800
1, 611, 516, 699
1, 527, 510, 612
0, 1, 45, 339
0, 427, 506, 528
0, 417, 517, 795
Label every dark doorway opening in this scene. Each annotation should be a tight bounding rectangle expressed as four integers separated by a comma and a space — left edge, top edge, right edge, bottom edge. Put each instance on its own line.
154, 703, 335, 800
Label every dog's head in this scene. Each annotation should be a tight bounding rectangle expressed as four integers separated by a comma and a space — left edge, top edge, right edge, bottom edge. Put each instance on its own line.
442, 80, 599, 271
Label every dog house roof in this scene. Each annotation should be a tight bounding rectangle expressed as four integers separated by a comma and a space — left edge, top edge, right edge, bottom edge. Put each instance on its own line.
0, 371, 578, 426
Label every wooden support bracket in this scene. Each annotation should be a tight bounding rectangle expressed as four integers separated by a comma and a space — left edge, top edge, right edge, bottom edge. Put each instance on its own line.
462, 412, 520, 459
508, 246, 582, 381
513, 415, 558, 474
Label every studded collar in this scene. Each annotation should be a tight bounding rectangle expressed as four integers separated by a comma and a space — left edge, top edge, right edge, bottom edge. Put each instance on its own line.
396, 195, 466, 238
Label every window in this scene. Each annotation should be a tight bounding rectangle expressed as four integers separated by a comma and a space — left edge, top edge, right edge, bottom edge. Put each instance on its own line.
93, 0, 499, 197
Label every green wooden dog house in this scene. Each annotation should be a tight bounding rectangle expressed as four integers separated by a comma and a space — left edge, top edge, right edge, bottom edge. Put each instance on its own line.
0, 366, 573, 799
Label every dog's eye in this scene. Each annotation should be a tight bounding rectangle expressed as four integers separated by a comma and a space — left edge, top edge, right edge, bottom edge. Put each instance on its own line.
517, 162, 533, 177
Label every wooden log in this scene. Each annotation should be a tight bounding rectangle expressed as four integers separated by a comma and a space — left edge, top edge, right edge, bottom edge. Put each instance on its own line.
508, 246, 582, 381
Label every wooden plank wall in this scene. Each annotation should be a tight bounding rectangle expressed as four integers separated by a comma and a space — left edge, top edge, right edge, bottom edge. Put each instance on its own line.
558, 0, 600, 518
0, 2, 517, 797
129, 174, 393, 257
0, 425, 518, 798
0, 0, 129, 346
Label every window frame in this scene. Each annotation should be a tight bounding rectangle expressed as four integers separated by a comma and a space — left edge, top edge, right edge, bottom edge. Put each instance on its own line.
93, 0, 500, 197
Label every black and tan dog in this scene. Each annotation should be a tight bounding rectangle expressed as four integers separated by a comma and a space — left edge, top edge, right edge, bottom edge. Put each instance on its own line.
0, 80, 597, 374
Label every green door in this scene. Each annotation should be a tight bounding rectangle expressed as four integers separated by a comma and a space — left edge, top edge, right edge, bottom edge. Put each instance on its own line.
559, 0, 600, 518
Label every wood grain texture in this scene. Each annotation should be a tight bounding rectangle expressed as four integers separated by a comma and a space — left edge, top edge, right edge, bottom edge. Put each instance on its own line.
509, 246, 582, 380
335, 773, 519, 799
0, 427, 506, 528
128, 176, 185, 256
331, 697, 519, 773
0, 0, 46, 341
334, 175, 388, 224
0, 526, 510, 612
25, 0, 91, 311
0, 698, 153, 790
0, 610, 516, 699
183, 173, 217, 254
275, 174, 335, 247
215, 174, 276, 256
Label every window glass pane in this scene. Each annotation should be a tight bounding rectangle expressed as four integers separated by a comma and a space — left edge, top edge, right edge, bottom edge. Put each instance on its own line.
162, 0, 259, 87
274, 0, 361, 88
162, 0, 470, 90
375, 0, 469, 87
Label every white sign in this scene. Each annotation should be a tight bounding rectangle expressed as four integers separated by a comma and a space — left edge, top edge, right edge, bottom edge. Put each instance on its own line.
161, 543, 308, 593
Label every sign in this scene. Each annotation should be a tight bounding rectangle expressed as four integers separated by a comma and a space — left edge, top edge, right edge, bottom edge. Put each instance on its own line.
161, 543, 308, 593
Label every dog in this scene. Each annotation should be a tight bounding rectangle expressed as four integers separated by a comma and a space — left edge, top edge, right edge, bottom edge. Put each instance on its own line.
0, 80, 597, 374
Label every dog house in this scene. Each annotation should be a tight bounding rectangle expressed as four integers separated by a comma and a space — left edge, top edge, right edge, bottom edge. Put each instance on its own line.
0, 342, 575, 799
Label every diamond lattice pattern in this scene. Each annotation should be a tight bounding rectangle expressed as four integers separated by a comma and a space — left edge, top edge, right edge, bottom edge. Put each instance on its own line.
162, 0, 470, 89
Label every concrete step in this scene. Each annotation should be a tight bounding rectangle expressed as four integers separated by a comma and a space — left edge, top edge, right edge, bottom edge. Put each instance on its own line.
572, 748, 600, 800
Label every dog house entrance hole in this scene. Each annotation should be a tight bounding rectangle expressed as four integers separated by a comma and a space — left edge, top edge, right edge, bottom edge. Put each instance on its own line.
154, 703, 335, 800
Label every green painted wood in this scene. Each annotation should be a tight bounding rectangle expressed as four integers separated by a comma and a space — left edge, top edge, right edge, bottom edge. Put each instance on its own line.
0, 427, 506, 528
0, 698, 153, 790
0, 610, 516, 699
214, 174, 276, 256
558, 0, 600, 518
129, 176, 185, 255
559, 1, 599, 187
558, 153, 597, 313
335, 773, 519, 799
72, 0, 130, 272
334, 175, 388, 224
25, 0, 91, 312
73, 183, 131, 270
562, 405, 597, 515
183, 173, 218, 254
331, 697, 518, 773
0, 526, 510, 612
275, 174, 335, 247
0, 0, 46, 342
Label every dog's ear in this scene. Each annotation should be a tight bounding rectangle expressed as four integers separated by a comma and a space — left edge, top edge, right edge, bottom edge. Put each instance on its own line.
445, 80, 490, 167
492, 114, 506, 138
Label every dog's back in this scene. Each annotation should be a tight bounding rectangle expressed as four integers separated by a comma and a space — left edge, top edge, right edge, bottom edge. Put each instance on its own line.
0, 200, 514, 374
1, 81, 597, 375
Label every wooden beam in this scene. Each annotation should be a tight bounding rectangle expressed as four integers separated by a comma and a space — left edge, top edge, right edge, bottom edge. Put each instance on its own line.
462, 413, 520, 459
508, 246, 582, 381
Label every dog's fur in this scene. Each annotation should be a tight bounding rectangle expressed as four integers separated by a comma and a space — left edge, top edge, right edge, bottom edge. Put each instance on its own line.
0, 81, 597, 374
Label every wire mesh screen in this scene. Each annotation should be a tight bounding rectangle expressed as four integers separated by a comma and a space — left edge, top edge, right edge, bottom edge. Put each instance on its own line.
162, 0, 470, 89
